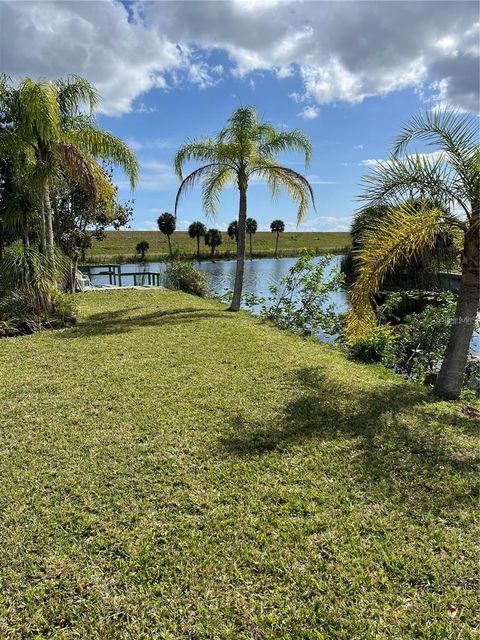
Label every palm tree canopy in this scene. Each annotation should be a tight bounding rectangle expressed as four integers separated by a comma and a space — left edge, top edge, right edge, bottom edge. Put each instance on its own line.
174, 106, 314, 223
188, 221, 207, 238
360, 109, 479, 226
0, 75, 139, 206
157, 212, 176, 235
348, 109, 479, 340
246, 218, 257, 234
227, 220, 238, 241
270, 219, 285, 233
205, 228, 222, 248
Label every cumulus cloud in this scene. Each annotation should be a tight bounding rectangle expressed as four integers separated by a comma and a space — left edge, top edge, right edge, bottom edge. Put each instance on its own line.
298, 105, 320, 120
1, 0, 478, 114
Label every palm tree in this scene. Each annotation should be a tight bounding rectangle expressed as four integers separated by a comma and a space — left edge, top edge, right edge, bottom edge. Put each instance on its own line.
136, 240, 149, 261
0, 76, 138, 254
205, 228, 222, 259
174, 106, 314, 311
227, 220, 239, 244
246, 217, 257, 259
348, 109, 479, 400
157, 212, 176, 257
188, 221, 207, 260
270, 219, 285, 258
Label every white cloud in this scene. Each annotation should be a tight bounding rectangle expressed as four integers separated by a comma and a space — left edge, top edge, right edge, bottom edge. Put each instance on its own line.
353, 144, 364, 150
298, 105, 320, 120
1, 0, 478, 114
305, 175, 339, 185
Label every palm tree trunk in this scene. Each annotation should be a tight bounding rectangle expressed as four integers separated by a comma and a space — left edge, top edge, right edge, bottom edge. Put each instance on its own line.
167, 234, 172, 257
39, 193, 47, 254
44, 182, 54, 250
434, 226, 479, 399
275, 231, 279, 258
230, 185, 247, 311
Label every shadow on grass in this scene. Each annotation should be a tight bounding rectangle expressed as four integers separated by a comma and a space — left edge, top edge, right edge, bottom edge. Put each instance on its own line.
220, 366, 479, 509
57, 306, 233, 338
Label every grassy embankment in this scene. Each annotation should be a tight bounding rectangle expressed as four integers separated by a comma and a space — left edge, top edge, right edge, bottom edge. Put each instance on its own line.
85, 230, 350, 263
0, 289, 478, 639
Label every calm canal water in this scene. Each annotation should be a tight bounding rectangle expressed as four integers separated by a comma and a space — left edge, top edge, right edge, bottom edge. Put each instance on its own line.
84, 257, 479, 353
85, 256, 348, 312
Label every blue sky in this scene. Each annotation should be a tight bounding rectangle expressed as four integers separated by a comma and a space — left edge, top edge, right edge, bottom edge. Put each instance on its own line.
2, 0, 478, 232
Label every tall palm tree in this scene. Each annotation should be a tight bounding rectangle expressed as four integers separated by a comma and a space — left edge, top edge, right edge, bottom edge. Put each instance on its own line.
205, 228, 222, 259
227, 220, 239, 244
270, 219, 285, 258
157, 212, 176, 257
188, 221, 207, 260
348, 109, 479, 400
246, 217, 257, 259
0, 75, 138, 253
174, 107, 314, 311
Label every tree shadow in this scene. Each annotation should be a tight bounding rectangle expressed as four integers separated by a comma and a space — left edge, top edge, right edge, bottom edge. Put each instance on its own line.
220, 366, 479, 511
56, 306, 234, 338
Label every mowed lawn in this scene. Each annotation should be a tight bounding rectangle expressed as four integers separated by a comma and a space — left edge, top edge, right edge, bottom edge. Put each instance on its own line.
86, 230, 350, 262
0, 289, 478, 639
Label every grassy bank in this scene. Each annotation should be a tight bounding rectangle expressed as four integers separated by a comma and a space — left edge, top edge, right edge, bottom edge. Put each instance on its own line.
85, 230, 350, 263
0, 289, 478, 639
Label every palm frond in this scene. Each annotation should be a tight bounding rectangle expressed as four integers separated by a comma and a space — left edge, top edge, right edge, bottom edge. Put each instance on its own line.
347, 203, 443, 339
55, 75, 98, 116
17, 78, 61, 145
259, 129, 312, 166
54, 141, 97, 204
174, 163, 228, 216
173, 139, 220, 180
251, 163, 315, 223
65, 128, 139, 189
202, 165, 235, 217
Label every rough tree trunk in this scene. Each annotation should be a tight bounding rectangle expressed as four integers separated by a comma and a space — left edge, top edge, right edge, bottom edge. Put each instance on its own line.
230, 184, 247, 311
39, 194, 47, 254
434, 224, 480, 399
167, 234, 172, 257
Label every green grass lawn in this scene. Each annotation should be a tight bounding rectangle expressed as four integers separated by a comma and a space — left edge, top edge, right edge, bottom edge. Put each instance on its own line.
86, 230, 350, 263
0, 289, 478, 639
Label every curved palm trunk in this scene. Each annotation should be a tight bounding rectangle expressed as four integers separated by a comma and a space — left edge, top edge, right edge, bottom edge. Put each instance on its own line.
167, 234, 173, 257
274, 231, 279, 258
230, 185, 247, 311
434, 225, 479, 399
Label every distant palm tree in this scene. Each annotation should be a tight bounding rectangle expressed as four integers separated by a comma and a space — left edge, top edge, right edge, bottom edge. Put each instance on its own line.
205, 228, 222, 259
188, 221, 207, 260
270, 219, 285, 258
246, 217, 257, 259
227, 220, 239, 244
157, 212, 176, 257
136, 240, 149, 260
174, 106, 314, 311
0, 75, 138, 253
348, 109, 479, 400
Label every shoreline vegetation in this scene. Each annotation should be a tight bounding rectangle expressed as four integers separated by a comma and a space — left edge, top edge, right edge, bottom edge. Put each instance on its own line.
85, 230, 350, 263
1, 288, 477, 638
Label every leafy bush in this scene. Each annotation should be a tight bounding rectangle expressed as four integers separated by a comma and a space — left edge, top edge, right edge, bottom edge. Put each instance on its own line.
244, 253, 344, 337
349, 325, 397, 365
164, 261, 210, 298
51, 290, 78, 322
0, 291, 35, 324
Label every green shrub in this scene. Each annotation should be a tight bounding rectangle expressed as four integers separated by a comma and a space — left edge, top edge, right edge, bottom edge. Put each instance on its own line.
164, 261, 210, 298
0, 291, 35, 324
349, 325, 397, 365
51, 290, 78, 321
